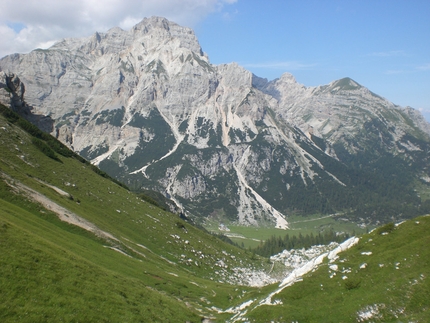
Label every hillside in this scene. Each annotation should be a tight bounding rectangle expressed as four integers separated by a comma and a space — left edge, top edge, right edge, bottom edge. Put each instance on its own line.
0, 105, 429, 322
232, 217, 430, 322
0, 106, 272, 322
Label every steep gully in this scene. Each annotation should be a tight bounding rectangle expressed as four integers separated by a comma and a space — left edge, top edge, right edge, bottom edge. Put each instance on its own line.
122, 86, 290, 228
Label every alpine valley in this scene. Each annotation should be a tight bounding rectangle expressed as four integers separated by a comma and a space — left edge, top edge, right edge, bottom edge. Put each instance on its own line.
1, 16, 430, 323
0, 99, 429, 322
1, 16, 430, 228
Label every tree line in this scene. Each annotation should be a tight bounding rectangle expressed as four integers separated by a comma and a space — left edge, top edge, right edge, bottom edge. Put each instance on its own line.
252, 230, 351, 258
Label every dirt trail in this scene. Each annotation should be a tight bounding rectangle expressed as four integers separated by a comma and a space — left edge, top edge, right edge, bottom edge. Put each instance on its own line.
2, 172, 118, 242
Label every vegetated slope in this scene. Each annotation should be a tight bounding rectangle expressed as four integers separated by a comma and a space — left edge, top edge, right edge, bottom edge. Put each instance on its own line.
1, 107, 429, 322
245, 216, 430, 323
0, 107, 274, 322
1, 17, 430, 227
0, 202, 201, 323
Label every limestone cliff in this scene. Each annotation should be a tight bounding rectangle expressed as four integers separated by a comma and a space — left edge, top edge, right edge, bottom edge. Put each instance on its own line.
1, 17, 429, 226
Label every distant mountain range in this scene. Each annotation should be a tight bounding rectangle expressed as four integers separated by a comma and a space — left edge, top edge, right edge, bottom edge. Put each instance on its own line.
1, 16, 430, 227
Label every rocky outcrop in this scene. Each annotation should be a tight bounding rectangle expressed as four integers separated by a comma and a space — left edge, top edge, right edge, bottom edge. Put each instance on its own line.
0, 72, 53, 132
0, 72, 26, 112
1, 17, 429, 226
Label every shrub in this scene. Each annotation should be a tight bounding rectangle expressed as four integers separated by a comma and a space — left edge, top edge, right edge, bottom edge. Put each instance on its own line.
344, 278, 361, 290
31, 137, 61, 162
376, 222, 395, 235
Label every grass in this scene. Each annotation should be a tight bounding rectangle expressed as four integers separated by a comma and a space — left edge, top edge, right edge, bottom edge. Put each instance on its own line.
246, 215, 430, 322
1, 110, 429, 322
0, 113, 269, 321
0, 202, 202, 323
286, 214, 369, 234
205, 214, 368, 249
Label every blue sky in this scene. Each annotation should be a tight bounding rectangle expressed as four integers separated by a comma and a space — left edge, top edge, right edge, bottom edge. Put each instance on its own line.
0, 0, 429, 121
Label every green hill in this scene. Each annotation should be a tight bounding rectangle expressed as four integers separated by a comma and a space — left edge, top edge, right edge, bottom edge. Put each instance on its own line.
1, 105, 429, 322
0, 106, 270, 322
245, 217, 430, 322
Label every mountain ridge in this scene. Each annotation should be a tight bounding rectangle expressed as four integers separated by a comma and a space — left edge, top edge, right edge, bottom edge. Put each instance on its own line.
1, 16, 429, 227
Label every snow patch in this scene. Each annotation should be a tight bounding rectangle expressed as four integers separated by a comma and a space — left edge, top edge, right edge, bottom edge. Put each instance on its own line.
328, 237, 360, 261
357, 304, 384, 322
272, 243, 338, 269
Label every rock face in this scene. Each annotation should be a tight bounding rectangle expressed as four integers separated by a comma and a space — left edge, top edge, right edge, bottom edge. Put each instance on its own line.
0, 72, 25, 109
0, 72, 53, 132
1, 17, 429, 226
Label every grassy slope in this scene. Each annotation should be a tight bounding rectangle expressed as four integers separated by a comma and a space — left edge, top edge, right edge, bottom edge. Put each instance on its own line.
0, 113, 267, 322
246, 216, 430, 322
0, 201, 200, 323
1, 109, 429, 322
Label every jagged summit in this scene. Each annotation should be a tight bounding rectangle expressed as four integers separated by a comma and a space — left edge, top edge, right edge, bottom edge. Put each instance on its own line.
133, 16, 180, 31
277, 72, 298, 84
1, 17, 429, 227
48, 16, 204, 57
132, 16, 204, 54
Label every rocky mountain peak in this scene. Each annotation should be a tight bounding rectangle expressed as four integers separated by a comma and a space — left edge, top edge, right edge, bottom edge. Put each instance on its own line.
134, 16, 176, 32
1, 17, 429, 227
47, 16, 203, 59
132, 16, 204, 55
278, 72, 298, 84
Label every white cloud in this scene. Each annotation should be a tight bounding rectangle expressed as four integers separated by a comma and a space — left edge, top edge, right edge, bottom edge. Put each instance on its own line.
222, 9, 239, 21
0, 0, 237, 58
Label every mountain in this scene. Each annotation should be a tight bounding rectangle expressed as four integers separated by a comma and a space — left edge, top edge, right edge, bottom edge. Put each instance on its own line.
1, 16, 430, 227
1, 105, 428, 322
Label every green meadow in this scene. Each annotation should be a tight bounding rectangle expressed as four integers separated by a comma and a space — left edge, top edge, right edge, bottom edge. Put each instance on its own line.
0, 108, 267, 322
206, 214, 368, 249
1, 107, 428, 322
246, 216, 430, 322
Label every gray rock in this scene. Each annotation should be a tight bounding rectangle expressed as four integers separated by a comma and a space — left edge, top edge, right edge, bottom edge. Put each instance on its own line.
1, 17, 429, 226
